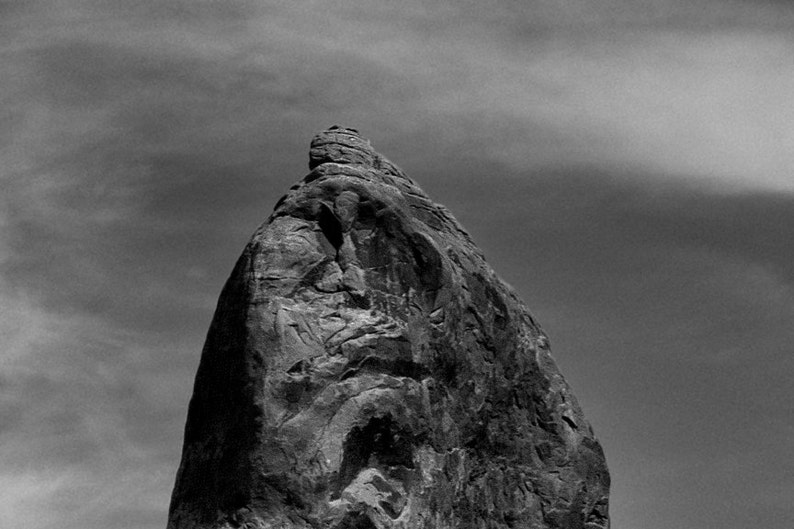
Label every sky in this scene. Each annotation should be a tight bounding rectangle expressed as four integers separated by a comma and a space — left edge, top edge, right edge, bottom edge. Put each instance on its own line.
2, 0, 793, 527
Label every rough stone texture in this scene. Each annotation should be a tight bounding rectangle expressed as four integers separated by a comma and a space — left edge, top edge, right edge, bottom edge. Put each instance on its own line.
168, 126, 610, 529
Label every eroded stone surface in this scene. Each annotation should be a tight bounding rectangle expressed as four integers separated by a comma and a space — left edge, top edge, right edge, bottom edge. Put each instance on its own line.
167, 127, 610, 529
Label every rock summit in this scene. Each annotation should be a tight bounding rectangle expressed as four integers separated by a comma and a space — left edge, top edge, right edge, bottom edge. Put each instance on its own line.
168, 126, 610, 529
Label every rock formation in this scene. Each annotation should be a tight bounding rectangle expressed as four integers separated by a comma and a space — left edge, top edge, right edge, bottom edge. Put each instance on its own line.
167, 126, 610, 529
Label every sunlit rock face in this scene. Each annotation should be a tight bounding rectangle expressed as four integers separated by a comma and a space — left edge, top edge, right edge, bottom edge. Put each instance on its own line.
167, 126, 610, 529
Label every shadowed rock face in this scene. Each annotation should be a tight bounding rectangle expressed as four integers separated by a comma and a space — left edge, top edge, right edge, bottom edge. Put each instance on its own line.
167, 126, 610, 529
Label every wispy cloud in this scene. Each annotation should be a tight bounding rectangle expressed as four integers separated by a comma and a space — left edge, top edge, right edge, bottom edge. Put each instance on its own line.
235, 1, 794, 191
7, 0, 794, 200
0, 274, 191, 528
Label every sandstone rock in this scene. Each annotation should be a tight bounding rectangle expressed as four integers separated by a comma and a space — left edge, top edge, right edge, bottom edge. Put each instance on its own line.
167, 126, 610, 529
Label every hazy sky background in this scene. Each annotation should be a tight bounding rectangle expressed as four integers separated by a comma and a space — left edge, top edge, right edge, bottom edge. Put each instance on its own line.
2, 1, 794, 527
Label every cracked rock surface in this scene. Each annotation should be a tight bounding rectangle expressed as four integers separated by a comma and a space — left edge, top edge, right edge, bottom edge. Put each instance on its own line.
167, 126, 610, 529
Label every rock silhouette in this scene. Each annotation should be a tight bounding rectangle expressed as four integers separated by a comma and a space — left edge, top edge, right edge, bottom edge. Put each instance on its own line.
167, 127, 610, 529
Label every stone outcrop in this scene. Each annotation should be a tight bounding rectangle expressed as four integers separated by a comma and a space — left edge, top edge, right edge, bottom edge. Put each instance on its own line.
167, 126, 610, 529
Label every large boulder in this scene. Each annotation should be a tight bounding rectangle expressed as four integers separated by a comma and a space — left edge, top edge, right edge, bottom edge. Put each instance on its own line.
167, 126, 610, 529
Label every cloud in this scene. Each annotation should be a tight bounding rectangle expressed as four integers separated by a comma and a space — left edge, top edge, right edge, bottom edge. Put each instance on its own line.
0, 272, 190, 528
10, 1, 794, 200
7, 0, 794, 205
0, 191, 188, 529
225, 0, 794, 192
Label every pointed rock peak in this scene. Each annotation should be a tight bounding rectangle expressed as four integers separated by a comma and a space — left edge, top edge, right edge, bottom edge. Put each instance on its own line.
309, 125, 378, 170
168, 129, 610, 529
